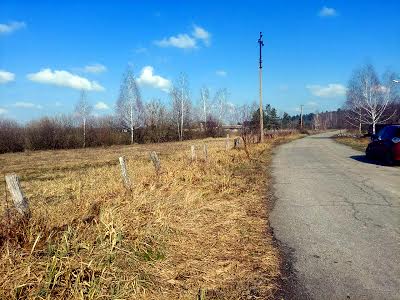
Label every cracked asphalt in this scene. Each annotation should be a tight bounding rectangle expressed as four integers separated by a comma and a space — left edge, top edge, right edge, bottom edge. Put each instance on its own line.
270, 131, 400, 299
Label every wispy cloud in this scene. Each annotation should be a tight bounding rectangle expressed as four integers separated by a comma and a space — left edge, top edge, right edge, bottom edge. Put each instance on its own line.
155, 33, 196, 49
27, 68, 105, 91
14, 102, 42, 109
136, 66, 171, 92
318, 6, 338, 17
279, 84, 289, 91
306, 101, 319, 107
0, 70, 15, 83
155, 25, 211, 49
95, 101, 110, 110
216, 70, 227, 77
192, 25, 211, 46
0, 108, 8, 114
135, 47, 148, 54
306, 83, 346, 97
83, 63, 107, 74
0, 21, 26, 34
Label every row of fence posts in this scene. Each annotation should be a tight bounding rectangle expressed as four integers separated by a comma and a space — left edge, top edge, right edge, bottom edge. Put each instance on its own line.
4, 134, 242, 217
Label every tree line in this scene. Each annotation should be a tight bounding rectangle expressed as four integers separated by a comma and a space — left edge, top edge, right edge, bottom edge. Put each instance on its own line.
1, 64, 399, 154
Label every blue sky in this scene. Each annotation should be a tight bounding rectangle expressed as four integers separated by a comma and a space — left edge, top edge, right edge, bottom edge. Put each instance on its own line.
0, 0, 399, 122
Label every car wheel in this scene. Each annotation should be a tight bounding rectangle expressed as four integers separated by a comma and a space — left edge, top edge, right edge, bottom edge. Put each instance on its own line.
384, 151, 394, 166
366, 146, 373, 159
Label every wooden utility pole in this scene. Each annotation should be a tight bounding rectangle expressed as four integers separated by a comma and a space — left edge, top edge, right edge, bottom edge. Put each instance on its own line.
300, 105, 304, 129
258, 32, 264, 143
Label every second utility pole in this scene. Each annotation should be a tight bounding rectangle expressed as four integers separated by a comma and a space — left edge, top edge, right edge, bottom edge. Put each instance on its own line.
258, 32, 264, 143
300, 104, 304, 129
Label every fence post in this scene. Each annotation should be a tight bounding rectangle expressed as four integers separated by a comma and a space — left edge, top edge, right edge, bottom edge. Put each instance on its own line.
225, 134, 230, 150
119, 156, 132, 190
191, 145, 197, 162
203, 143, 208, 161
234, 137, 241, 149
150, 151, 161, 174
5, 174, 30, 218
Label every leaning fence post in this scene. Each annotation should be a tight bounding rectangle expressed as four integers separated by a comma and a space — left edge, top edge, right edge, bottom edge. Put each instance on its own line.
5, 174, 30, 218
225, 134, 230, 150
203, 143, 208, 161
191, 145, 197, 162
150, 151, 161, 174
119, 156, 132, 190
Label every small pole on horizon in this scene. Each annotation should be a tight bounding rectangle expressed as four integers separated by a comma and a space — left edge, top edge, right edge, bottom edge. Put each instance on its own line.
258, 32, 264, 142
300, 105, 304, 129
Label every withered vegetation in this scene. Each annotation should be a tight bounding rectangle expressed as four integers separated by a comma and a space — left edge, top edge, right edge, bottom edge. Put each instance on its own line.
0, 134, 301, 299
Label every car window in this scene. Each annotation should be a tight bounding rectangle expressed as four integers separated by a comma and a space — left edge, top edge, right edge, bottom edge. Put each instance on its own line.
395, 128, 400, 138
381, 126, 400, 139
378, 127, 386, 139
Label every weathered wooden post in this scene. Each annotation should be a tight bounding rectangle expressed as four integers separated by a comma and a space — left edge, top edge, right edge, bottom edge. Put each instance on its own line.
191, 145, 197, 162
203, 143, 208, 161
150, 151, 161, 174
234, 137, 241, 149
119, 156, 132, 190
225, 134, 230, 150
5, 174, 30, 218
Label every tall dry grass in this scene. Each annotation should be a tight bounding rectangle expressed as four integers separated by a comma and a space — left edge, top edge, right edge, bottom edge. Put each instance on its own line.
0, 134, 301, 299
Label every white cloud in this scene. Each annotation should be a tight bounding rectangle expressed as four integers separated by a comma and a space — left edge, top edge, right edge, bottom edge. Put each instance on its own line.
319, 6, 338, 17
306, 83, 346, 97
83, 63, 107, 74
14, 102, 42, 109
155, 33, 197, 49
0, 108, 8, 114
95, 101, 109, 110
136, 66, 171, 92
216, 70, 227, 77
192, 25, 211, 46
0, 70, 15, 83
306, 101, 318, 107
55, 101, 62, 107
27, 68, 104, 91
0, 21, 26, 34
155, 25, 211, 49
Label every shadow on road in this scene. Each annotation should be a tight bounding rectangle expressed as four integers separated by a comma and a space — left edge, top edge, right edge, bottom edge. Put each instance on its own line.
350, 155, 387, 166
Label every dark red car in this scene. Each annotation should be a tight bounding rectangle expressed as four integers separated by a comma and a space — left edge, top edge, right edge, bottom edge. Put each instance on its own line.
366, 125, 400, 165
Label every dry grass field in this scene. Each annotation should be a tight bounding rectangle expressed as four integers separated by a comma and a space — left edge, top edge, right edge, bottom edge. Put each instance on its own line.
333, 136, 370, 152
0, 134, 302, 299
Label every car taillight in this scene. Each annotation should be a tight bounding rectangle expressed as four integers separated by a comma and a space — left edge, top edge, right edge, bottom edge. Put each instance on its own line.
392, 137, 400, 143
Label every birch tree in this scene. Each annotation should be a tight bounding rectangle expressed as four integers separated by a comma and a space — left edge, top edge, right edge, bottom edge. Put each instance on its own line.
116, 67, 143, 144
346, 64, 397, 134
199, 86, 210, 125
170, 73, 191, 141
74, 90, 92, 148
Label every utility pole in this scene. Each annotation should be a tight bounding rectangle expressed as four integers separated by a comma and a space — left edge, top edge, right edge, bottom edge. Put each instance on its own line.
300, 104, 304, 129
258, 32, 264, 142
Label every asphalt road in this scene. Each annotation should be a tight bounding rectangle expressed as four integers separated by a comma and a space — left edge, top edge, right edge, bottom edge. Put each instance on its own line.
270, 131, 400, 299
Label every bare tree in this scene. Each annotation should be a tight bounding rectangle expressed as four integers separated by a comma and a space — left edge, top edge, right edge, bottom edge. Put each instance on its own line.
213, 88, 228, 125
199, 86, 210, 125
170, 73, 191, 141
74, 90, 92, 148
116, 67, 144, 144
145, 99, 168, 142
346, 64, 397, 134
